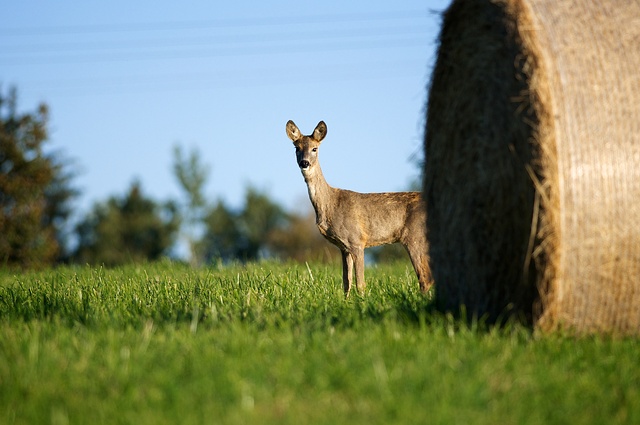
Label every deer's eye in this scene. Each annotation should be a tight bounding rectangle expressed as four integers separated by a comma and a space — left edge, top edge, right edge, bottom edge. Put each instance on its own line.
312, 148, 317, 152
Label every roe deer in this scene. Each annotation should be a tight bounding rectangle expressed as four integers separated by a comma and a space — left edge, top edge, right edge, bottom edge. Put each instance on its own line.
285, 120, 432, 295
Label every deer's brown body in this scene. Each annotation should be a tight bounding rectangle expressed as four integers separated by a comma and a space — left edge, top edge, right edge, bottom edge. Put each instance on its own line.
285, 120, 432, 295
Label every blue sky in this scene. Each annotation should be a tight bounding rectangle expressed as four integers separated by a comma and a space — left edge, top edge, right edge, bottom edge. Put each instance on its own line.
3, 1, 451, 219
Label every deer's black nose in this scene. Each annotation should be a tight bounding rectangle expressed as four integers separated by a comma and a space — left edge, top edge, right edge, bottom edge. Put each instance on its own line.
299, 160, 310, 169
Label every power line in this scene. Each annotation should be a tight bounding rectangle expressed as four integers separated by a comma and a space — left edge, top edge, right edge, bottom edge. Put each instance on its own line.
0, 10, 429, 37
1, 25, 429, 55
1, 9, 439, 97
0, 37, 429, 66
0, 17, 435, 66
14, 58, 429, 96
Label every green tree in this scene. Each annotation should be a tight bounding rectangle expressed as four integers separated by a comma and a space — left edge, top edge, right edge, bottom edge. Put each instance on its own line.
73, 181, 179, 266
200, 187, 287, 263
238, 187, 287, 260
369, 243, 410, 263
0, 86, 77, 267
200, 200, 241, 263
268, 209, 340, 263
172, 144, 209, 265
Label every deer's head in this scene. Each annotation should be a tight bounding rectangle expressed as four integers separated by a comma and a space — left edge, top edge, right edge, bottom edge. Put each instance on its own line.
285, 120, 327, 176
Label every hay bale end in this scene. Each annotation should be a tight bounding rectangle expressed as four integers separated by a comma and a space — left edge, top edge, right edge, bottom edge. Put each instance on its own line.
424, 0, 640, 334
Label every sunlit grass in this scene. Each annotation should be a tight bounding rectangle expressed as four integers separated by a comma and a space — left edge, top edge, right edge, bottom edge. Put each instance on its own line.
0, 261, 637, 424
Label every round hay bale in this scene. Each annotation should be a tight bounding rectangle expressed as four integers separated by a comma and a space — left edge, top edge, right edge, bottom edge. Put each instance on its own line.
424, 0, 640, 334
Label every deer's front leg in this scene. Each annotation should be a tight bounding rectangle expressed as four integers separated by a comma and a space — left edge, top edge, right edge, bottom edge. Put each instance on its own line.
353, 248, 366, 293
341, 250, 353, 296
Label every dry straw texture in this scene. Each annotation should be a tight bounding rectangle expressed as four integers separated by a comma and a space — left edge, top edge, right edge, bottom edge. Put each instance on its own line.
424, 0, 640, 334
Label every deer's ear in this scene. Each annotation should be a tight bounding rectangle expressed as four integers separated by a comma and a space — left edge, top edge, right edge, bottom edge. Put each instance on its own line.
313, 121, 327, 142
286, 120, 301, 142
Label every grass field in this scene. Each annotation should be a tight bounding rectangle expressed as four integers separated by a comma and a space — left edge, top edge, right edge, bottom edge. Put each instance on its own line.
0, 261, 638, 424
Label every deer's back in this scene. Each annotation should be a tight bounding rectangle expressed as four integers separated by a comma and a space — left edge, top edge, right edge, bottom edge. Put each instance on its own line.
327, 189, 425, 248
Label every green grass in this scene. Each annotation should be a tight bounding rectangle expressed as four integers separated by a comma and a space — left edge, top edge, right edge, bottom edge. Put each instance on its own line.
0, 261, 638, 424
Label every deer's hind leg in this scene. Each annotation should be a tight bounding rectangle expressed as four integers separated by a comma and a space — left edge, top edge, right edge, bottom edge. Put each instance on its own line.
404, 241, 433, 293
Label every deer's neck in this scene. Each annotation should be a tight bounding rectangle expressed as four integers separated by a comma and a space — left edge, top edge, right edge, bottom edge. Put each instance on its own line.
303, 165, 334, 218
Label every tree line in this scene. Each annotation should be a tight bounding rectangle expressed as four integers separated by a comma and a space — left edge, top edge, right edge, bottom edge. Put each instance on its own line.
0, 87, 407, 268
